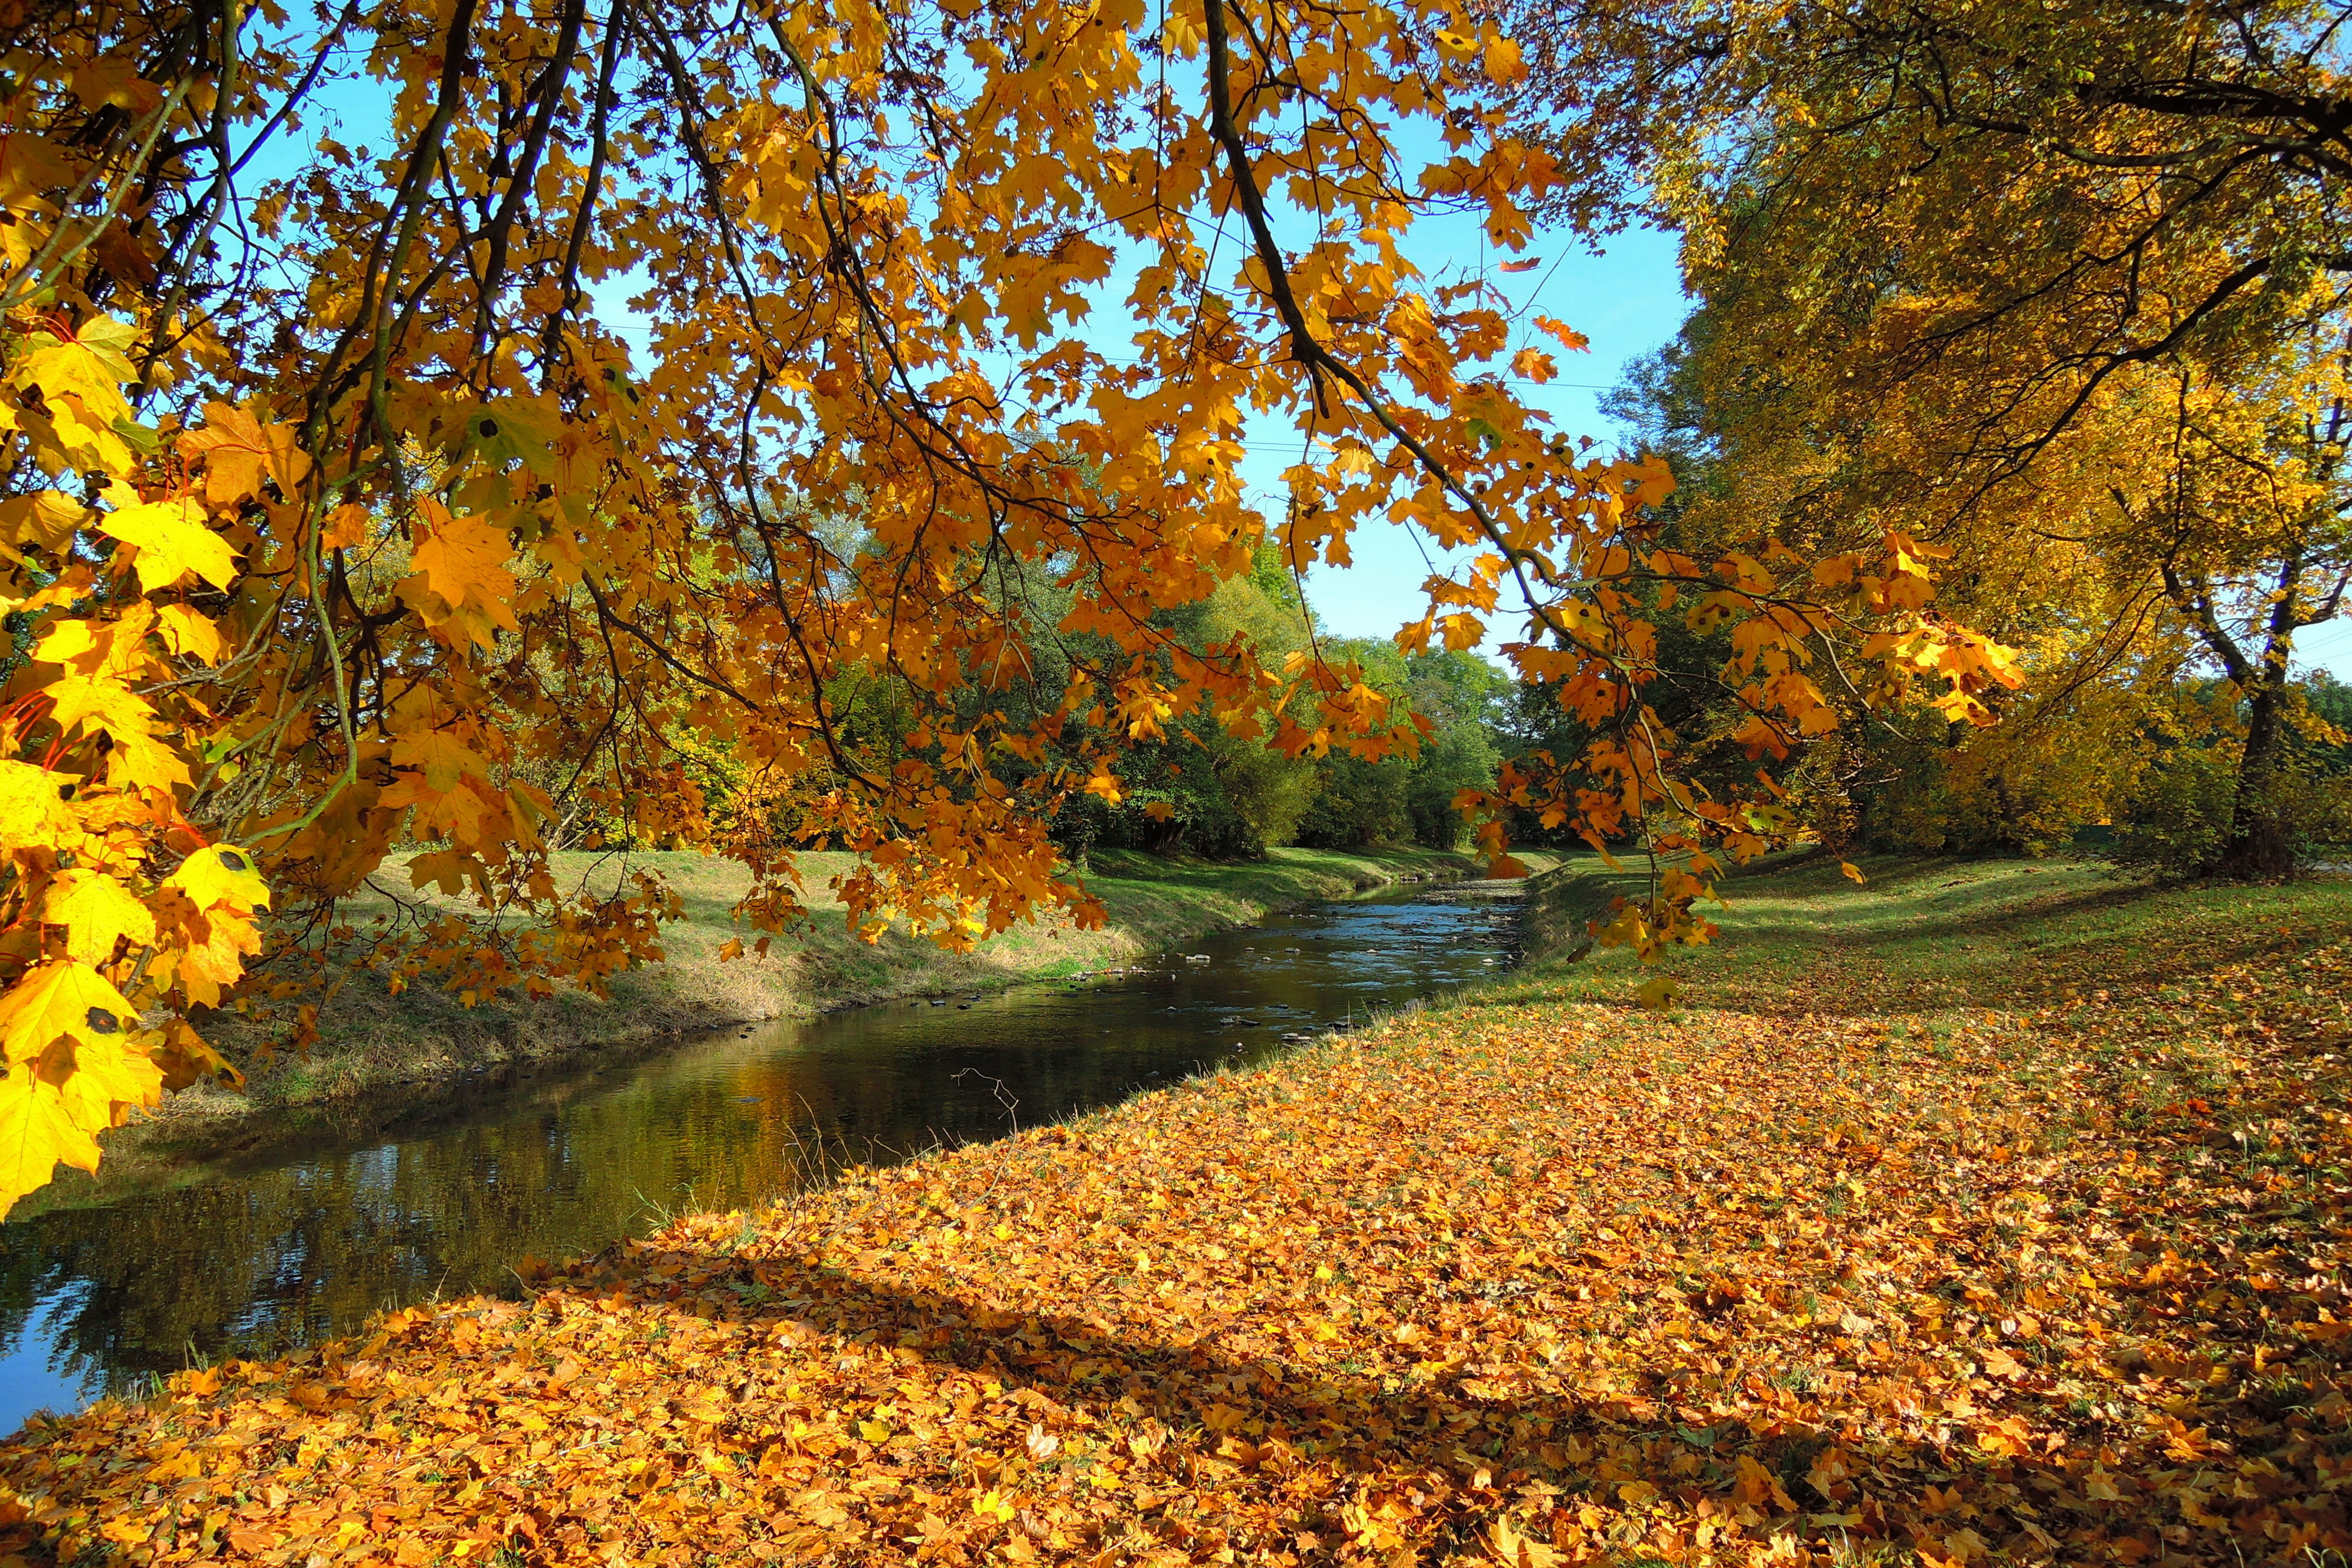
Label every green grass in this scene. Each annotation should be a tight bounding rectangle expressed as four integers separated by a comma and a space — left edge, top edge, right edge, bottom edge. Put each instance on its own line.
141, 843, 1482, 1151
1511, 848, 2352, 1018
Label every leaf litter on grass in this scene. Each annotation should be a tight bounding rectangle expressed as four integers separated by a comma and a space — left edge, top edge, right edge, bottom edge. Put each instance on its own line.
4, 918, 2351, 1566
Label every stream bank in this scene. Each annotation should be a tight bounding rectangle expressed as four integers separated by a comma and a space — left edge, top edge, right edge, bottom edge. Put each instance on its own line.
15, 861, 2347, 1566
93, 845, 1482, 1181
0, 871, 1530, 1431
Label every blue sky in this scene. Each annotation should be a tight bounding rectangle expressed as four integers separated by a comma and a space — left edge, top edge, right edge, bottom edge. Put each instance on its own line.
1283, 223, 1691, 651
2301, 616, 2352, 675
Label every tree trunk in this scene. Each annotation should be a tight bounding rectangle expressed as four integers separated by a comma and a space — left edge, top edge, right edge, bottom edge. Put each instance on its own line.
2204, 543, 2315, 880
2164, 541, 2341, 881
2215, 674, 2297, 878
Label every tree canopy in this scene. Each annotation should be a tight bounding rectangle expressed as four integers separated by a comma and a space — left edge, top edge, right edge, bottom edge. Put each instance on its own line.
0, 0, 2033, 1210
1516, 0, 2352, 872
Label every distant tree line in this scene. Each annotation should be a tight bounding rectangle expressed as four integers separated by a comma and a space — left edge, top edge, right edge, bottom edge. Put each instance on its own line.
1484, 325, 2352, 876
655, 543, 1514, 867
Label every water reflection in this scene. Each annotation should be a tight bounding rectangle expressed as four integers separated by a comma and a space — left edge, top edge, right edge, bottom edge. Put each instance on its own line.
0, 884, 1515, 1431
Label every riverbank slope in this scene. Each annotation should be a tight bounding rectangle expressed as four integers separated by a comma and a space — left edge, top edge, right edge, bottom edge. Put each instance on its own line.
139, 844, 1478, 1143
8, 854, 2351, 1564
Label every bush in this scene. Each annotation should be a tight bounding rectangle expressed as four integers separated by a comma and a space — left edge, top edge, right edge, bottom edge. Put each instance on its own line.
1295, 752, 1411, 849
2113, 749, 2352, 877
1402, 724, 1500, 850
1857, 681, 2155, 858
2110, 747, 2239, 876
2278, 766, 2352, 860
1047, 727, 1315, 864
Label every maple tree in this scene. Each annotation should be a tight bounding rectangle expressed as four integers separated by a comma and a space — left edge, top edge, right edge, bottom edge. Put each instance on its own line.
0, 0, 2021, 1211
1592, 302, 2202, 860
1512, 0, 2352, 873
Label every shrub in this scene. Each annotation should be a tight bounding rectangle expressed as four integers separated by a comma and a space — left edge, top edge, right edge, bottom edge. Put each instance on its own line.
2113, 749, 2352, 877
1858, 682, 2154, 858
2109, 747, 2239, 876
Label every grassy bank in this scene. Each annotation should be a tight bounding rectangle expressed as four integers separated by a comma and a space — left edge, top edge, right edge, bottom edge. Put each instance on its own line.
11, 856, 2352, 1564
145, 844, 1476, 1142
1520, 847, 2352, 1012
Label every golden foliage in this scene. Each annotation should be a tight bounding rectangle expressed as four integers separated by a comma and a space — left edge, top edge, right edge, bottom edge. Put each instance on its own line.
0, 0, 2014, 1209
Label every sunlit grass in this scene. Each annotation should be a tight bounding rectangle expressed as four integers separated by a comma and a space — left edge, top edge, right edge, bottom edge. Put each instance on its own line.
1513, 848, 2352, 1016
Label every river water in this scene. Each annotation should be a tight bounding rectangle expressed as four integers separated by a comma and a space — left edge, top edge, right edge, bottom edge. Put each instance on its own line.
0, 879, 1520, 1433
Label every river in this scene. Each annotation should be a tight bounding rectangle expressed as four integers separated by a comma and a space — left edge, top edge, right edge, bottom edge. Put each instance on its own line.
0, 878, 1521, 1433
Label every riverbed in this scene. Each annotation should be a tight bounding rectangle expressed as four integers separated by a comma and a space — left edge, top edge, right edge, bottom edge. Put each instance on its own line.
0, 878, 1521, 1433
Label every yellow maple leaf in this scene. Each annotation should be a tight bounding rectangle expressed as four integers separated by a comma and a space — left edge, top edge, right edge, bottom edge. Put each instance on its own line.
162, 844, 270, 912
48, 1033, 164, 1138
69, 59, 163, 115
152, 1017, 241, 1091
44, 870, 157, 964
177, 401, 287, 505
322, 502, 371, 550
102, 729, 194, 793
13, 318, 139, 426
0, 960, 139, 1067
386, 727, 484, 795
34, 603, 155, 678
35, 391, 139, 476
0, 489, 84, 551
0, 1063, 103, 1215
0, 130, 71, 214
30, 617, 102, 669
1485, 1518, 1562, 1567
1483, 34, 1526, 84
464, 396, 565, 475
404, 504, 521, 650
45, 671, 156, 743
171, 912, 262, 1008
0, 759, 79, 851
1533, 315, 1590, 353
154, 603, 226, 664
95, 495, 240, 592
1734, 1453, 1795, 1510
1975, 1415, 2032, 1456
